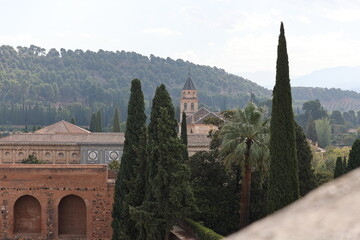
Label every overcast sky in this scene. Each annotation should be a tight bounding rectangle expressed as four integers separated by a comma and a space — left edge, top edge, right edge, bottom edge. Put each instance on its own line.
1, 0, 359, 81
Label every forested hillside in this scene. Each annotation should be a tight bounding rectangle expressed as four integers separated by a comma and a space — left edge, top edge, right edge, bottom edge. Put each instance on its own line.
0, 44, 360, 128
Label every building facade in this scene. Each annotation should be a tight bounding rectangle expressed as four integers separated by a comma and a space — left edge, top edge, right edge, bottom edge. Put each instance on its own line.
0, 164, 115, 240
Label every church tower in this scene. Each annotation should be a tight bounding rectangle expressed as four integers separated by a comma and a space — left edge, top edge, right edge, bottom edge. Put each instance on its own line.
180, 70, 198, 121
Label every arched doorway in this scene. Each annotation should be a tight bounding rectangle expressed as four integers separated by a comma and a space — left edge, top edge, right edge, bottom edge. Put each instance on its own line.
58, 195, 86, 236
14, 195, 41, 233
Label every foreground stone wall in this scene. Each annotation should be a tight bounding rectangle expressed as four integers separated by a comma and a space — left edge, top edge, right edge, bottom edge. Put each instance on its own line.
0, 164, 114, 240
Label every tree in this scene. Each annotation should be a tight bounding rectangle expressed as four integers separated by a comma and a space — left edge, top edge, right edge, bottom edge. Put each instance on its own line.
181, 111, 189, 161
334, 157, 344, 178
220, 102, 269, 229
96, 110, 102, 132
112, 79, 146, 240
305, 115, 317, 143
330, 110, 345, 125
70, 117, 76, 125
89, 113, 96, 132
21, 154, 44, 164
139, 84, 196, 240
268, 22, 299, 214
315, 118, 331, 148
295, 122, 316, 196
347, 139, 360, 172
113, 108, 121, 132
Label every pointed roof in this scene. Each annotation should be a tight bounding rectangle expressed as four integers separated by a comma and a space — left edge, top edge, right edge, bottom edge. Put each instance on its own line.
34, 120, 91, 134
182, 76, 196, 90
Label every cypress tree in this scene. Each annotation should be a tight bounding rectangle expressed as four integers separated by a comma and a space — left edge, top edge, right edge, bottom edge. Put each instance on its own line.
334, 156, 343, 178
137, 84, 196, 240
71, 117, 76, 125
268, 22, 299, 213
347, 139, 360, 172
96, 110, 102, 132
343, 156, 347, 173
305, 115, 317, 143
181, 111, 189, 161
295, 122, 316, 196
89, 113, 96, 132
113, 108, 121, 132
112, 79, 146, 240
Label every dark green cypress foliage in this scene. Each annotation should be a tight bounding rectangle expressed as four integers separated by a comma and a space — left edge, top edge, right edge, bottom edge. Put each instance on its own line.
181, 111, 189, 161
152, 107, 196, 239
70, 117, 76, 125
96, 110, 102, 132
334, 157, 343, 178
113, 108, 121, 132
268, 22, 299, 213
295, 122, 316, 196
305, 115, 317, 143
347, 139, 360, 172
343, 157, 347, 173
90, 113, 96, 132
112, 79, 146, 240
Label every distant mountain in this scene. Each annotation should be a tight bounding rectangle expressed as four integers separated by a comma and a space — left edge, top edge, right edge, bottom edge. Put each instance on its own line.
293, 66, 360, 92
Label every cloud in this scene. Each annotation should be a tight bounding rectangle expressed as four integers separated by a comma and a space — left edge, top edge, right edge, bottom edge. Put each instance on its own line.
142, 28, 181, 36
325, 9, 360, 22
297, 16, 312, 24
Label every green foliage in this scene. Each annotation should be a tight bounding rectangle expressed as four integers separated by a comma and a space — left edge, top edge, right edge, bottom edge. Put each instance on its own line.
21, 154, 44, 164
330, 110, 345, 124
305, 115, 317, 143
181, 111, 189, 161
220, 102, 269, 228
334, 157, 344, 178
188, 151, 240, 235
295, 122, 317, 196
108, 160, 120, 170
268, 23, 299, 214
347, 139, 360, 172
112, 79, 147, 240
113, 108, 121, 132
184, 219, 224, 240
315, 118, 331, 148
70, 117, 76, 124
89, 113, 96, 132
96, 110, 102, 132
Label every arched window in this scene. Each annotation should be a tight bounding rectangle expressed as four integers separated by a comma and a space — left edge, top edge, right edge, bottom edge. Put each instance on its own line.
14, 195, 41, 233
58, 195, 86, 236
191, 102, 194, 111
184, 103, 187, 111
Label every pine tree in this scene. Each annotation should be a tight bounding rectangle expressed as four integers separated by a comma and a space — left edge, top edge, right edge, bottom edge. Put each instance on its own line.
334, 157, 343, 178
96, 110, 102, 132
113, 108, 121, 132
347, 139, 360, 172
295, 122, 316, 196
112, 79, 146, 240
268, 22, 299, 213
89, 113, 96, 132
181, 111, 189, 161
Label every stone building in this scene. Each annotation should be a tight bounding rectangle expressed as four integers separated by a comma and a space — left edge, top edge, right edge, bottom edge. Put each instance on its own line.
180, 74, 224, 135
0, 121, 124, 165
0, 164, 115, 240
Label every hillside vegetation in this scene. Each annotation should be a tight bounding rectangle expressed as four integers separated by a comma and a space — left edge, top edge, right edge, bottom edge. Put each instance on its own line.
0, 45, 359, 127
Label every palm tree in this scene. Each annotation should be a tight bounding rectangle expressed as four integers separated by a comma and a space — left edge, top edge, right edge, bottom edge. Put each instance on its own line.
220, 102, 270, 229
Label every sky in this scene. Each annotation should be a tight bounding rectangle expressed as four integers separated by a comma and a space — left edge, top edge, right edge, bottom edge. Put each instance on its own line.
1, 0, 360, 88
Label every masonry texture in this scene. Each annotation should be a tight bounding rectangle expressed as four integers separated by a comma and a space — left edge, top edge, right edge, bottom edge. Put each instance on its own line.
0, 164, 115, 240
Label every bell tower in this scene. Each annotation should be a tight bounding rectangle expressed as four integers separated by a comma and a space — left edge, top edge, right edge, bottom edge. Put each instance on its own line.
180, 69, 198, 121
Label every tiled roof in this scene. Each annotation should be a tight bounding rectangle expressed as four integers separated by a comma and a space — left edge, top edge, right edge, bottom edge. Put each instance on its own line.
187, 134, 211, 146
182, 77, 196, 90
195, 112, 225, 124
0, 133, 124, 145
193, 107, 210, 122
35, 120, 90, 134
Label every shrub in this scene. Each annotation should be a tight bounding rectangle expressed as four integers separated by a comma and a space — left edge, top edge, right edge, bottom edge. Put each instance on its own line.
184, 218, 224, 240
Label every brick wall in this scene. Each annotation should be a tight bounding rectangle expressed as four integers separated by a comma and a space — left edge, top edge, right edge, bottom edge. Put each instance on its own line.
0, 164, 114, 240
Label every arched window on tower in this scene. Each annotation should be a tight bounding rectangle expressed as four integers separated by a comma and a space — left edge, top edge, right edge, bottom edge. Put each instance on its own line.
191, 102, 194, 111
184, 103, 187, 111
